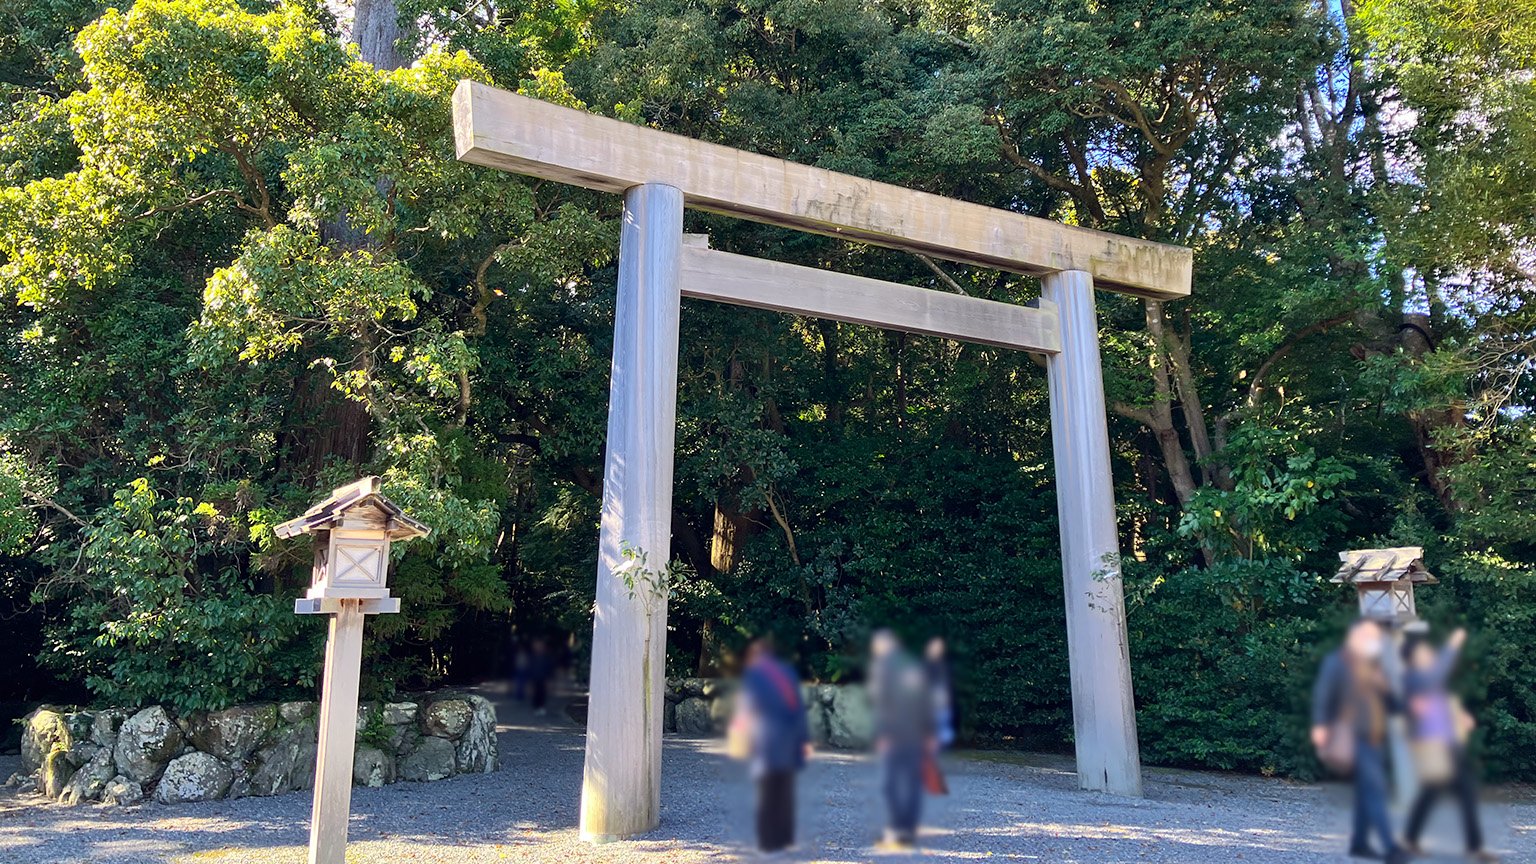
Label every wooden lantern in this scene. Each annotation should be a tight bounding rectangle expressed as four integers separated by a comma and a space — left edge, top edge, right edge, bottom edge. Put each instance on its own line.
1332, 547, 1437, 622
275, 476, 430, 864
274, 476, 429, 603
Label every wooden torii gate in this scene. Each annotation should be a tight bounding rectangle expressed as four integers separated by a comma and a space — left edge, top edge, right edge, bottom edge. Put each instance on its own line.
452, 80, 1193, 840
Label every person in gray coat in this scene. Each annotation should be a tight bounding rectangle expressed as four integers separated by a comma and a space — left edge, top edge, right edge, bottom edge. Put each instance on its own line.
870, 629, 935, 849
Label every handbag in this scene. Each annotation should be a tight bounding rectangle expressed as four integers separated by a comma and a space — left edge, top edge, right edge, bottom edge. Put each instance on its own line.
1411, 738, 1454, 786
726, 711, 751, 761
922, 751, 948, 795
1451, 696, 1476, 745
1317, 712, 1355, 776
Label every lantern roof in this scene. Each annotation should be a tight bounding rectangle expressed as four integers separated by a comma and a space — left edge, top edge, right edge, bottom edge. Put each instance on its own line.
1331, 547, 1437, 586
274, 476, 431, 541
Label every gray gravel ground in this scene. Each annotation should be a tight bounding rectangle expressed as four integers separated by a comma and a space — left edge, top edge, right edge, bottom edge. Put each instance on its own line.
1, 692, 1532, 863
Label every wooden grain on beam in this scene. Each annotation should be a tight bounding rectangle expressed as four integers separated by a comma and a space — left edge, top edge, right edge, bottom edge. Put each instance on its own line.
679, 245, 1061, 354
452, 81, 1193, 300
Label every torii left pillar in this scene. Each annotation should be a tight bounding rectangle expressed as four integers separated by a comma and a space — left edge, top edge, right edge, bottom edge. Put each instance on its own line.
580, 183, 684, 841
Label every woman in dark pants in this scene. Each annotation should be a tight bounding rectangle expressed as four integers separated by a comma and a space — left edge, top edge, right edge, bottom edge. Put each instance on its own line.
1402, 629, 1496, 862
738, 638, 810, 852
1313, 619, 1409, 864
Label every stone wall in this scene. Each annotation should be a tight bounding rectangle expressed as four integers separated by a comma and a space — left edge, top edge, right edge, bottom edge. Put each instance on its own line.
663, 678, 874, 749
7, 692, 497, 807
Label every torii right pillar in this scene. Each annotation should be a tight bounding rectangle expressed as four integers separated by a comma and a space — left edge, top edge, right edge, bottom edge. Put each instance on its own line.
1043, 269, 1143, 797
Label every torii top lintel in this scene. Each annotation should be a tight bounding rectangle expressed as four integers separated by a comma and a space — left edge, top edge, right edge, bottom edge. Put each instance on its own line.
452, 80, 1193, 301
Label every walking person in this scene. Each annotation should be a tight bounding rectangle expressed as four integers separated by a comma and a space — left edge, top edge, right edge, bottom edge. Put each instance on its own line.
870, 629, 935, 850
1402, 628, 1497, 862
735, 637, 811, 854
1312, 618, 1411, 864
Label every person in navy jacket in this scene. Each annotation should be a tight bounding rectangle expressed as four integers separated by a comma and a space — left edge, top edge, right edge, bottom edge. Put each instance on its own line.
738, 637, 811, 852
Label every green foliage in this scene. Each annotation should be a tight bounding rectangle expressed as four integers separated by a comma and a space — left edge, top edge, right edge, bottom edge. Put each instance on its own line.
0, 456, 43, 556
41, 479, 316, 713
1179, 424, 1357, 560
1361, 0, 1536, 274
718, 437, 1072, 742
357, 704, 393, 751
0, 0, 556, 705
1130, 556, 1329, 776
616, 542, 693, 606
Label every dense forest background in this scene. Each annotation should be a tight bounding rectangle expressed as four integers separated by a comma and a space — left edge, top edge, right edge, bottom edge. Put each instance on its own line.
0, 0, 1532, 780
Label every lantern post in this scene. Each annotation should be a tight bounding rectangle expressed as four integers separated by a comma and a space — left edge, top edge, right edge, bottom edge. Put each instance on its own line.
275, 477, 430, 864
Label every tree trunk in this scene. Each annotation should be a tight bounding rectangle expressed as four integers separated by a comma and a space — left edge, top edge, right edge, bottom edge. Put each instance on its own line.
1142, 303, 1201, 508
287, 0, 406, 477
279, 372, 372, 477
1158, 306, 1224, 489
353, 0, 404, 69
1400, 313, 1465, 512
710, 502, 759, 574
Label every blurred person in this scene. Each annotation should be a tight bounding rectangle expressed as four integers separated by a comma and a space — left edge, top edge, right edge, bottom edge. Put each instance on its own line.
1312, 619, 1409, 864
1402, 628, 1496, 862
527, 637, 552, 716
735, 637, 811, 853
925, 637, 955, 749
870, 629, 935, 850
509, 631, 529, 701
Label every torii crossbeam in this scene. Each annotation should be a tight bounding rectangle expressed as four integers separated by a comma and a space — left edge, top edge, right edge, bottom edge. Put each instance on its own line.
453, 80, 1193, 840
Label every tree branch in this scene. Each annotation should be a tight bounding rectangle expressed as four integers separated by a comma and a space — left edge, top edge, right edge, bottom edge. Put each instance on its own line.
23, 491, 85, 526
136, 188, 251, 220
987, 113, 1086, 197
913, 253, 968, 295
1110, 401, 1156, 427
218, 141, 276, 229
763, 485, 801, 567
1236, 313, 1357, 414
471, 238, 523, 336
1061, 131, 1109, 226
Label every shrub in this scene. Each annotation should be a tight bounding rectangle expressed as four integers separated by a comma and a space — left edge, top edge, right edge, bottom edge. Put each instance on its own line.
40, 479, 317, 713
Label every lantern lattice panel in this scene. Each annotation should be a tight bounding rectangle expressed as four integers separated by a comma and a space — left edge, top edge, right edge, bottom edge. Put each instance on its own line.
332, 542, 384, 585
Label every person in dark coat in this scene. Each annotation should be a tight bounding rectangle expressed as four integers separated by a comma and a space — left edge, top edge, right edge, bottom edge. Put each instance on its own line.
1402, 628, 1496, 862
738, 637, 810, 852
1313, 618, 1409, 864
526, 637, 552, 715
508, 631, 529, 701
870, 629, 935, 849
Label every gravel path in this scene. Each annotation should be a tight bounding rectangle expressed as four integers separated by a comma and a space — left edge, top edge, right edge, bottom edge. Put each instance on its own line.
1, 692, 1531, 863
